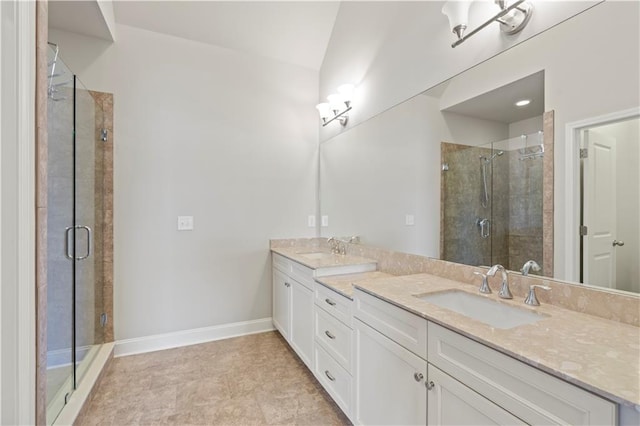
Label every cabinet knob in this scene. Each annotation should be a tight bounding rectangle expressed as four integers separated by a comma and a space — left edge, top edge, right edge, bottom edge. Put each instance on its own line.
414, 372, 424, 382
426, 381, 435, 390
284, 282, 291, 288
325, 330, 336, 339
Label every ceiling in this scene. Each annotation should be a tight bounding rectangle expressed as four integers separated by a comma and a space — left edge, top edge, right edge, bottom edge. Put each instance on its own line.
49, 0, 116, 41
49, 1, 341, 70
442, 71, 545, 124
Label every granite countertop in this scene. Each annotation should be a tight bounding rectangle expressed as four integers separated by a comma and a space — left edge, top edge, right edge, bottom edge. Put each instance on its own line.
271, 246, 377, 270
314, 271, 395, 299
353, 273, 640, 408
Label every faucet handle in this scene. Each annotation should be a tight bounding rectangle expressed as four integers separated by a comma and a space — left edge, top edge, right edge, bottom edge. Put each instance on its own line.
473, 271, 492, 294
524, 285, 551, 306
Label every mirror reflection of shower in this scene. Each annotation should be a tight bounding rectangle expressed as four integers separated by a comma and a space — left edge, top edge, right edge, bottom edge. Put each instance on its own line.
480, 150, 504, 208
442, 130, 545, 273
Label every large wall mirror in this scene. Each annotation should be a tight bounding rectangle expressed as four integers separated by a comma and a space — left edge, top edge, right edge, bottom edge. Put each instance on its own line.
319, 1, 639, 294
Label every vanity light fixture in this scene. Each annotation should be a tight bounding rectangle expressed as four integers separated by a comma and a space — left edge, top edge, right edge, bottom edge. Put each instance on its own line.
442, 0, 534, 48
515, 99, 531, 107
316, 84, 354, 127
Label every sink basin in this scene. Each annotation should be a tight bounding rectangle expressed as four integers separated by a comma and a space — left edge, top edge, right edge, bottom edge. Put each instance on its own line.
299, 252, 335, 260
415, 290, 547, 329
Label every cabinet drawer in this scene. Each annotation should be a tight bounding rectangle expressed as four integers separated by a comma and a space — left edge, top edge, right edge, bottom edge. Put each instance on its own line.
314, 344, 351, 418
290, 260, 314, 290
315, 307, 352, 372
315, 283, 352, 327
354, 289, 427, 360
272, 253, 291, 274
428, 322, 616, 426
272, 253, 314, 290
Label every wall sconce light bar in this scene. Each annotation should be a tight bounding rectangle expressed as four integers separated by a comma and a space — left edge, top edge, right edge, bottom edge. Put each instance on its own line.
449, 0, 533, 48
321, 105, 352, 127
316, 84, 355, 127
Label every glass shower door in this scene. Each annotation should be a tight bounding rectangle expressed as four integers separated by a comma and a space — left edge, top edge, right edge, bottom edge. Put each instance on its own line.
46, 46, 75, 424
46, 48, 106, 424
73, 77, 105, 385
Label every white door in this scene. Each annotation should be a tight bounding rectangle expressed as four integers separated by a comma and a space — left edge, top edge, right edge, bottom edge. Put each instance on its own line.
427, 364, 525, 425
272, 268, 290, 339
583, 129, 617, 288
353, 318, 427, 426
289, 279, 314, 369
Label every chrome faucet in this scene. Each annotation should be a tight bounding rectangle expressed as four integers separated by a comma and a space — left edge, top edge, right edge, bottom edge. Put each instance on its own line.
487, 264, 512, 299
327, 237, 345, 255
521, 260, 541, 276
524, 284, 551, 306
473, 271, 492, 294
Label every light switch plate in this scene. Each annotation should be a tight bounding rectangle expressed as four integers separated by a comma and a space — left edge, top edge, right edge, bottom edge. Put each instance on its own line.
405, 214, 415, 226
321, 216, 329, 227
177, 216, 194, 231
307, 215, 316, 228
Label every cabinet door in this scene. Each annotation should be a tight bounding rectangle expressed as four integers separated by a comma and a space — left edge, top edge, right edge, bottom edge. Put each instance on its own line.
272, 268, 290, 340
290, 279, 314, 368
353, 318, 427, 426
428, 364, 525, 426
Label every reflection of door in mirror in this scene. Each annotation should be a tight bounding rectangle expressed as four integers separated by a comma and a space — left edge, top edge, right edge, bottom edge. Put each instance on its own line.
581, 118, 640, 293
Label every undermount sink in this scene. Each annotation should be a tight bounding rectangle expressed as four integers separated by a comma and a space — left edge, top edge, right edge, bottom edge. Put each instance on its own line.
415, 290, 547, 329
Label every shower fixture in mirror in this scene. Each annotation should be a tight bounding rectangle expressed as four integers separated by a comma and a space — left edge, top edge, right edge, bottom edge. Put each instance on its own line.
319, 1, 639, 294
441, 129, 549, 276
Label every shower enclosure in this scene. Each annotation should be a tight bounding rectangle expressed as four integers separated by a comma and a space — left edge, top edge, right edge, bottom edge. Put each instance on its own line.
46, 44, 107, 424
441, 131, 545, 274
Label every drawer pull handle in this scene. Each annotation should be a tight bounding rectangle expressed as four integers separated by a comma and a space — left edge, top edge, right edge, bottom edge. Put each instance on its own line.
325, 298, 336, 306
325, 330, 336, 339
414, 372, 424, 382
426, 381, 435, 390
325, 370, 336, 381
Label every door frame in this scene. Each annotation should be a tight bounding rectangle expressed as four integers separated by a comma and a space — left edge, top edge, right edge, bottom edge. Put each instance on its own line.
0, 0, 36, 423
564, 107, 640, 283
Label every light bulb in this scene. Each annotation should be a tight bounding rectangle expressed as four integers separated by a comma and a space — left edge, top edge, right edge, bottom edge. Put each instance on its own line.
327, 94, 344, 112
337, 84, 354, 103
442, 1, 472, 39
315, 103, 331, 120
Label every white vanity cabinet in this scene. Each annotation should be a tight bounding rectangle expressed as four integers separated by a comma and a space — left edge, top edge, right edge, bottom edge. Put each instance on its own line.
427, 363, 525, 425
313, 283, 354, 417
353, 289, 428, 425
272, 253, 314, 369
428, 322, 617, 426
353, 288, 618, 426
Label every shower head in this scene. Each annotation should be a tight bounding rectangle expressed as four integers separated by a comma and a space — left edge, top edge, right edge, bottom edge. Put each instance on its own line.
480, 150, 505, 163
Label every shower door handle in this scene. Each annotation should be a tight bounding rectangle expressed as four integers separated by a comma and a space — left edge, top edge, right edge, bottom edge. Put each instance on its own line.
64, 225, 91, 260
76, 225, 92, 260
64, 226, 74, 260
477, 218, 491, 239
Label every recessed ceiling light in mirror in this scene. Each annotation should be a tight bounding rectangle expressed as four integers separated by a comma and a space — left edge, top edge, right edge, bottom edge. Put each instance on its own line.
515, 99, 531, 107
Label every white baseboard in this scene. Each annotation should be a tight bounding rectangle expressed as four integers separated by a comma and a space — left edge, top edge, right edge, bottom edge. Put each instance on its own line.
114, 317, 275, 357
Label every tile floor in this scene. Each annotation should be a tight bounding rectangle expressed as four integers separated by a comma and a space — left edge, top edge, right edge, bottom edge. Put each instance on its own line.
77, 331, 351, 425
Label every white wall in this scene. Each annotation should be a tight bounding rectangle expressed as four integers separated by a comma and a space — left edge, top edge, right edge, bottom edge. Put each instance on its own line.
509, 116, 543, 139
49, 24, 318, 341
319, 0, 598, 142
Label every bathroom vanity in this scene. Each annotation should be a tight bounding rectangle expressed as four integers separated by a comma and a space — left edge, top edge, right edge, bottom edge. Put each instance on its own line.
270, 240, 640, 426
